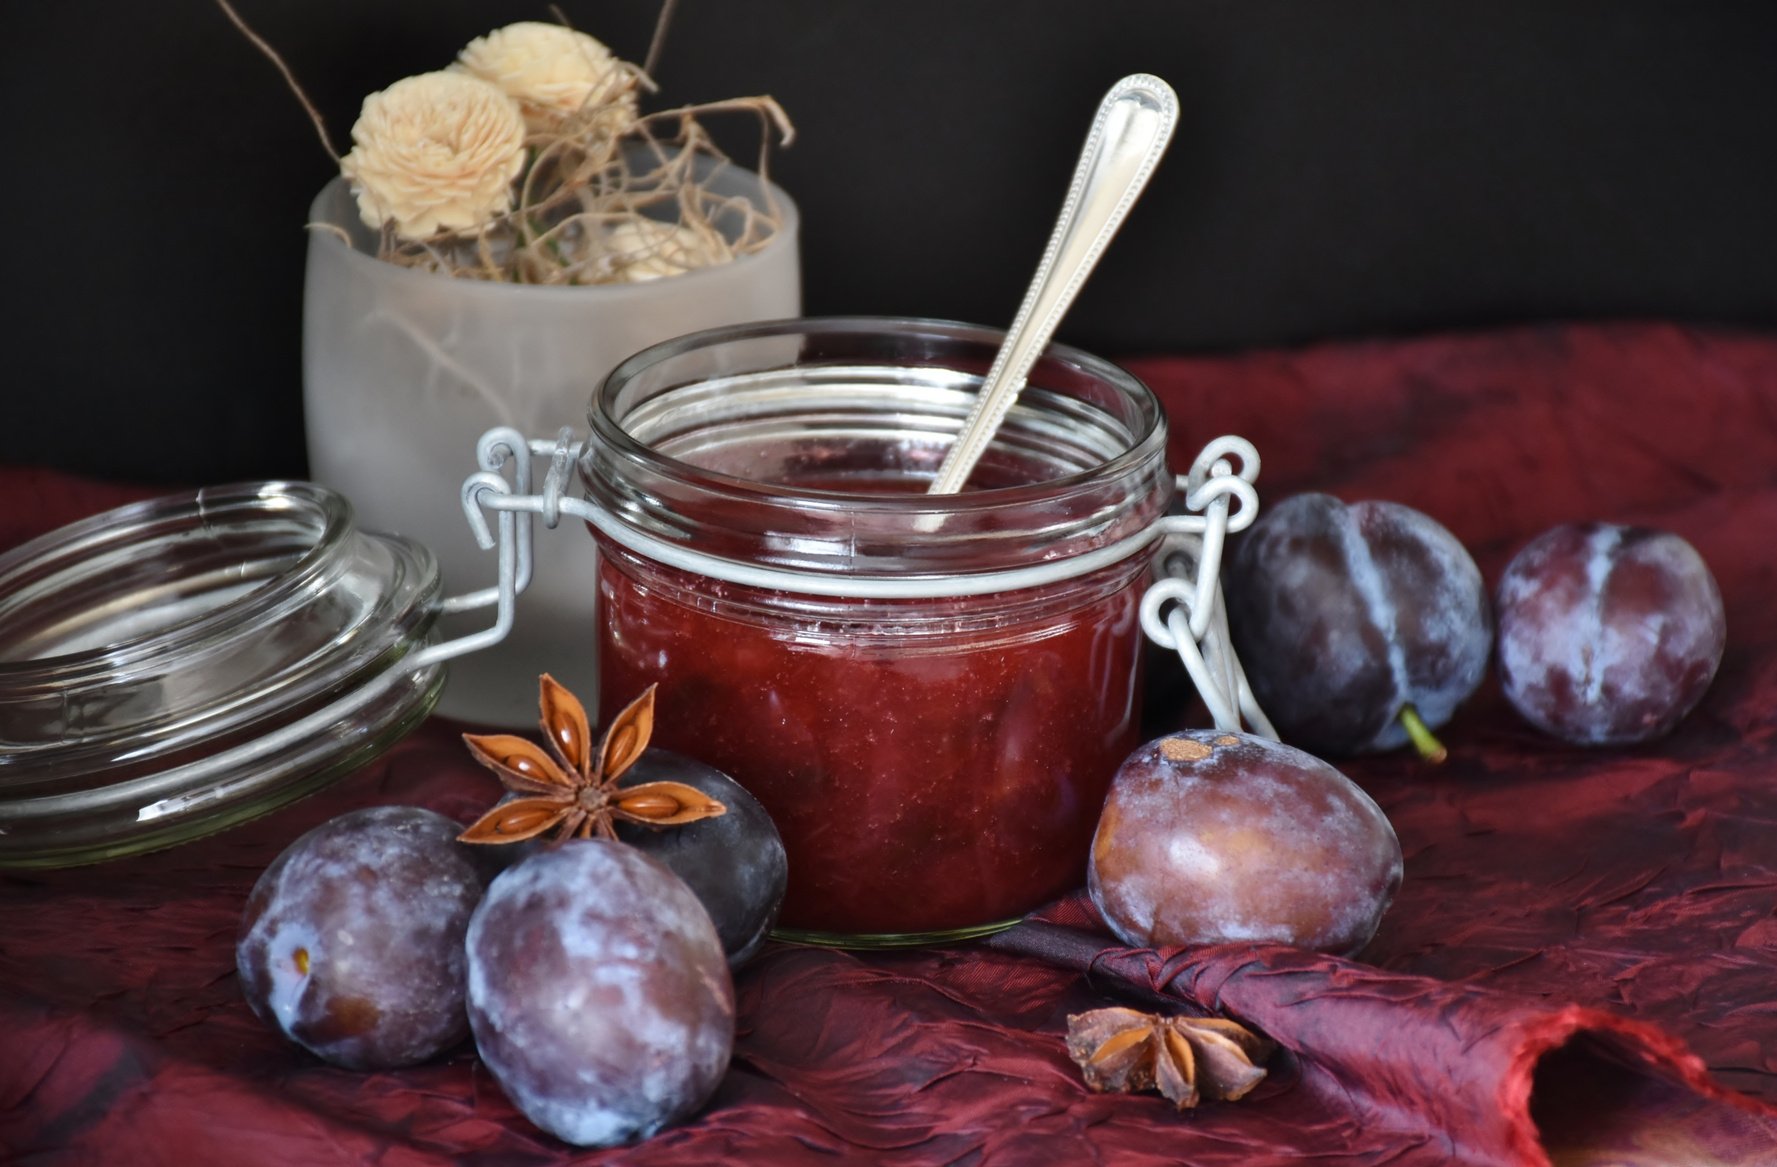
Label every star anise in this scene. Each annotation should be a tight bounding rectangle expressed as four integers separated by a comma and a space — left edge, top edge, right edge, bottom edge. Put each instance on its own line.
1065, 1006, 1274, 1109
457, 677, 726, 845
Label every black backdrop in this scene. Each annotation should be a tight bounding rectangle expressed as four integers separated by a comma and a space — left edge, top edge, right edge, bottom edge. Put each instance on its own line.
5, 1, 1775, 484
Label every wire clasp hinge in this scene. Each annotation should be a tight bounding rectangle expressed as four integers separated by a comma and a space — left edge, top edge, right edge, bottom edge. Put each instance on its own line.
401, 425, 579, 672
1142, 436, 1276, 737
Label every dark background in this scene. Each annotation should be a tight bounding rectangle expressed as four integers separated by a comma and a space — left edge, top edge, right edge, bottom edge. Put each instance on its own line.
5, 1, 1775, 484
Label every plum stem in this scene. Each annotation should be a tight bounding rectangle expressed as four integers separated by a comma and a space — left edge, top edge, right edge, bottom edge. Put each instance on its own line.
1398, 704, 1448, 764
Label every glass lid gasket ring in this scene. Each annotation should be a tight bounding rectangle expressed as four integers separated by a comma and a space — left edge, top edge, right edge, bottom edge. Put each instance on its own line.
587, 315, 1169, 512
0, 630, 444, 822
0, 482, 355, 686
564, 492, 1174, 599
0, 660, 446, 869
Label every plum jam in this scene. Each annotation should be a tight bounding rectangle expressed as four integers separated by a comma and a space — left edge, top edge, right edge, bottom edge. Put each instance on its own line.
579, 318, 1173, 943
597, 523, 1145, 937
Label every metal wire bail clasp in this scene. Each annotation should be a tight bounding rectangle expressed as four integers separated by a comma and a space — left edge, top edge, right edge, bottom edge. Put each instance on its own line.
379, 424, 558, 678
1142, 436, 1277, 738
435, 420, 596, 638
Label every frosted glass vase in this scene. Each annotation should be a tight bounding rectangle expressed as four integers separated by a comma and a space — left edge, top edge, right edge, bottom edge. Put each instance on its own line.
303, 168, 800, 727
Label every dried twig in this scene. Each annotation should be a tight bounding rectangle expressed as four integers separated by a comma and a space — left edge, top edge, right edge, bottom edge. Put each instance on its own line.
212, 0, 339, 162
644, 0, 680, 79
378, 94, 791, 284
218, 3, 791, 285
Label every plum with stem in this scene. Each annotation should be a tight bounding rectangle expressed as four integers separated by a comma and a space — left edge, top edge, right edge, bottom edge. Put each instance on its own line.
1224, 492, 1491, 760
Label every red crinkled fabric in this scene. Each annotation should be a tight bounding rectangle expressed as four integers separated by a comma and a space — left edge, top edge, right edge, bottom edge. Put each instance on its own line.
990, 910, 1777, 1166
4, 321, 1777, 1165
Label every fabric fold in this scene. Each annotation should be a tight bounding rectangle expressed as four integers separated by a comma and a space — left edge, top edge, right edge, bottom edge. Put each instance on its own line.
990, 914, 1777, 1167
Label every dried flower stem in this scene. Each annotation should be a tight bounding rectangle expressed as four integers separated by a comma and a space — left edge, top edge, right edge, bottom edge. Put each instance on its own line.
212, 0, 339, 162
376, 93, 791, 284
219, 6, 791, 284
644, 0, 681, 79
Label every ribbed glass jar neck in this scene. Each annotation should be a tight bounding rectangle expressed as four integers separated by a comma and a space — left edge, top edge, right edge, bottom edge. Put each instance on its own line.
579, 317, 1173, 583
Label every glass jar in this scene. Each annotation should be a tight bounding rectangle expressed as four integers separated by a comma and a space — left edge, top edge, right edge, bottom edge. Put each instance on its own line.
578, 318, 1173, 943
0, 482, 443, 868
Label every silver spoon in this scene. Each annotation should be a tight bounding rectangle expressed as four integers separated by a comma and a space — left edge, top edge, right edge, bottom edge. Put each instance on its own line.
928, 73, 1180, 494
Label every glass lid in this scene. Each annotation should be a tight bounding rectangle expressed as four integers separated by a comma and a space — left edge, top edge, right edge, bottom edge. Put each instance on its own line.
0, 482, 444, 868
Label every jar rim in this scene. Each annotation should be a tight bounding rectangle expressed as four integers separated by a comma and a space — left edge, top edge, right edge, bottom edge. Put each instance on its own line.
579, 315, 1175, 584
590, 315, 1165, 513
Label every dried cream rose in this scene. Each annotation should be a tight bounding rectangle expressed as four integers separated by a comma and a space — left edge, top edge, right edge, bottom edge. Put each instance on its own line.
604, 217, 731, 282
339, 71, 527, 240
456, 22, 638, 133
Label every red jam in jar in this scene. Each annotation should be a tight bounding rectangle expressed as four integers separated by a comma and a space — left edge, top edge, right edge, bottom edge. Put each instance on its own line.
580, 318, 1173, 943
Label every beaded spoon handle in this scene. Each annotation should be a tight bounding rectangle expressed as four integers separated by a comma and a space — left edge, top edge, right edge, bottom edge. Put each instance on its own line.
928, 74, 1179, 495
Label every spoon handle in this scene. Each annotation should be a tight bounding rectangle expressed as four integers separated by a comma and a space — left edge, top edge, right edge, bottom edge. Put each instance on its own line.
928, 74, 1180, 495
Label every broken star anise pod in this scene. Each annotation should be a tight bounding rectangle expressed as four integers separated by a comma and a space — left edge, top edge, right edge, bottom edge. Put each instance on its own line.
458, 677, 726, 845
1065, 1006, 1274, 1109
